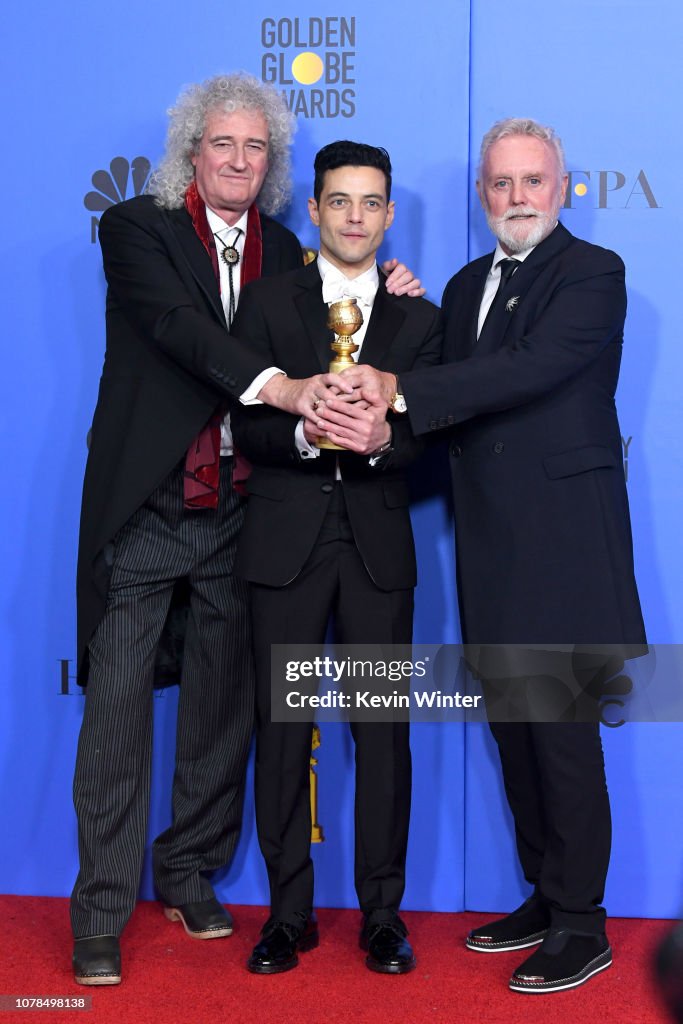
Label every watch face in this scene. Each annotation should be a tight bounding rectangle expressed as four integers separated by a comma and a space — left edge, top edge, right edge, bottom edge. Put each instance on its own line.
392, 393, 407, 414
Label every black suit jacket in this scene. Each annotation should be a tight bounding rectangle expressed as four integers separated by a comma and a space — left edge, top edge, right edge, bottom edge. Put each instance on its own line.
231, 261, 442, 590
400, 223, 646, 648
76, 194, 302, 682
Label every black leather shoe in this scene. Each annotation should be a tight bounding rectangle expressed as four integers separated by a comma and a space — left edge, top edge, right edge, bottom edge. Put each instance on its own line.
163, 897, 233, 938
509, 929, 612, 993
73, 935, 121, 986
466, 895, 550, 952
247, 918, 319, 974
360, 919, 416, 974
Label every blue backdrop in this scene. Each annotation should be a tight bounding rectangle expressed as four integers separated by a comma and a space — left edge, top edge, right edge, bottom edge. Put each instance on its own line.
2, 0, 681, 919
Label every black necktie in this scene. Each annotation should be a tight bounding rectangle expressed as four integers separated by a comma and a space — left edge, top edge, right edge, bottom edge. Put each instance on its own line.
480, 257, 520, 337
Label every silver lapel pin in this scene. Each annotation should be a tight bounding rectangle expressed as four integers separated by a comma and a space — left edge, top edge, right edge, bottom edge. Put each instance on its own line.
505, 295, 519, 313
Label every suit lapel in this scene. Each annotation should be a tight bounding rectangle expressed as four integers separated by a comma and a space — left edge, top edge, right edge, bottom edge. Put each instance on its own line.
462, 263, 489, 357
163, 207, 225, 325
290, 264, 411, 372
359, 282, 405, 368
293, 262, 333, 372
519, 220, 574, 270
261, 216, 282, 276
475, 223, 575, 356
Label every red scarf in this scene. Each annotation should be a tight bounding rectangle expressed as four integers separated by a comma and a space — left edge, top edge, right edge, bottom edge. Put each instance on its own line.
183, 181, 262, 508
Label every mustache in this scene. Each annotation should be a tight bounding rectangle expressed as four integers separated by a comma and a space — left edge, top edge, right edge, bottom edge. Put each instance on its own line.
499, 206, 543, 222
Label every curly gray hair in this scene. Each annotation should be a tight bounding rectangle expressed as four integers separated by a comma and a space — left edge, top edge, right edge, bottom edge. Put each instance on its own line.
477, 117, 566, 182
148, 72, 296, 214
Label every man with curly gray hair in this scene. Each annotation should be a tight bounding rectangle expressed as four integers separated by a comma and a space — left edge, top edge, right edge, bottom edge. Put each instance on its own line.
149, 73, 296, 217
70, 72, 419, 988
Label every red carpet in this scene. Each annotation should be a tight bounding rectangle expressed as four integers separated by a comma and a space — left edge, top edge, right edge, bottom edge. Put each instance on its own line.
0, 897, 673, 1023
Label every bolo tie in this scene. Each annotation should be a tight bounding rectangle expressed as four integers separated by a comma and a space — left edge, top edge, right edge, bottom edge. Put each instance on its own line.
213, 227, 243, 326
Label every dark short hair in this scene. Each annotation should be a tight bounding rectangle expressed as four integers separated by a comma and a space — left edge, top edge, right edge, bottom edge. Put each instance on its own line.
313, 140, 392, 203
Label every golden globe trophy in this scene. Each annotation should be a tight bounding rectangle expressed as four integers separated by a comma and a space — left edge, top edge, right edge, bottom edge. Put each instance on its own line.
317, 297, 364, 450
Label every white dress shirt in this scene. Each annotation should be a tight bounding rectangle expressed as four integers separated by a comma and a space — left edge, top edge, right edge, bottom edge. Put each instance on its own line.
205, 207, 248, 456
296, 256, 380, 460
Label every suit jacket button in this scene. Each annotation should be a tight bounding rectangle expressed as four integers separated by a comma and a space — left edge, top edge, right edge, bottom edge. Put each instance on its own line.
492, 441, 505, 454
450, 444, 462, 458
321, 483, 334, 494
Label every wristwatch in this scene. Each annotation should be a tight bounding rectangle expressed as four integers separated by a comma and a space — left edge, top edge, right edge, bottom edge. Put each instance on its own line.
390, 376, 407, 414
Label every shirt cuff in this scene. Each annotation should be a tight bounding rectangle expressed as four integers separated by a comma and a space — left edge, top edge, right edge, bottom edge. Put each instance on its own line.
240, 367, 284, 405
295, 418, 321, 460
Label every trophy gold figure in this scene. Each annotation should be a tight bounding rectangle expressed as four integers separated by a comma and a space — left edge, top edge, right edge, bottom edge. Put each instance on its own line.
317, 297, 364, 451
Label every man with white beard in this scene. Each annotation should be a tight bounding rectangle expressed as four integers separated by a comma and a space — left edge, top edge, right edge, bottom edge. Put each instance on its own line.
317, 118, 646, 994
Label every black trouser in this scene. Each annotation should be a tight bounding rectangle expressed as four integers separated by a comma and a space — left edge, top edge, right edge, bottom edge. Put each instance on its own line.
250, 487, 413, 928
485, 667, 611, 933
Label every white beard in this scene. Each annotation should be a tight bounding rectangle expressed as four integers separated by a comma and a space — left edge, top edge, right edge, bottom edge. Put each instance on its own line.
486, 204, 557, 254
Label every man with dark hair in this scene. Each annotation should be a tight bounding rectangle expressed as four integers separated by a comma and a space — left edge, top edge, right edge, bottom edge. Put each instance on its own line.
322, 118, 646, 994
72, 76, 420, 988
312, 139, 393, 203
231, 140, 441, 976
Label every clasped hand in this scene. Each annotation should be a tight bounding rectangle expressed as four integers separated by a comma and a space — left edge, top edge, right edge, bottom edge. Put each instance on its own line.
305, 365, 397, 455
259, 364, 397, 455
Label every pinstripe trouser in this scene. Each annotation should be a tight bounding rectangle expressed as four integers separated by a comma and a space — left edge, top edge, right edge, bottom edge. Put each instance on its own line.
71, 461, 254, 939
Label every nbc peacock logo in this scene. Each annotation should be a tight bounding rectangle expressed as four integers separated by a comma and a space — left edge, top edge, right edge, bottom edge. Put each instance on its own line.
85, 156, 151, 242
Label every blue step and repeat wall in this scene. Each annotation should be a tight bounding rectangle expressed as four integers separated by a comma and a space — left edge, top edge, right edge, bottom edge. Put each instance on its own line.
2, 0, 682, 918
